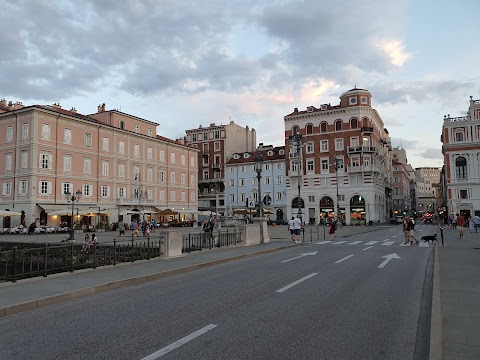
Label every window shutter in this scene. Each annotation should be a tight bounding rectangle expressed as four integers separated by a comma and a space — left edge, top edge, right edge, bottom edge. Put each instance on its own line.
18, 185, 22, 195
61, 183, 65, 194
89, 185, 93, 196
48, 182, 52, 194
38, 181, 42, 194
39, 154, 42, 168
2, 183, 6, 196
48, 155, 53, 169
107, 186, 110, 197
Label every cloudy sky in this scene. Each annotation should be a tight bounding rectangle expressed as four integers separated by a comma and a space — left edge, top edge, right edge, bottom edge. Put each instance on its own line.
1, 0, 479, 168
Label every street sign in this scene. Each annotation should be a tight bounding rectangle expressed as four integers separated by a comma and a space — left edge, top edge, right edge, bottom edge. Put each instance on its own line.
247, 199, 255, 209
263, 195, 272, 206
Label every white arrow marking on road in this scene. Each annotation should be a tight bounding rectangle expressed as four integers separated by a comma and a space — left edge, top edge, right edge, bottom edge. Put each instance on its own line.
281, 251, 318, 263
141, 324, 218, 359
276, 273, 318, 293
377, 253, 401, 268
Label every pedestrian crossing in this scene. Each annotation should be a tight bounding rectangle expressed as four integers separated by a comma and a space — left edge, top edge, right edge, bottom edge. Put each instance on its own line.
315, 239, 432, 247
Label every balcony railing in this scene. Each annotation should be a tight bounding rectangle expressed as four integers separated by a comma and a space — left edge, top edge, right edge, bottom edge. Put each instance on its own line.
347, 146, 377, 153
348, 165, 381, 173
361, 127, 374, 133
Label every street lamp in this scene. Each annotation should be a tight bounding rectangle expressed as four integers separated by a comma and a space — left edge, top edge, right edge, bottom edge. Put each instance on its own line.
289, 129, 303, 221
255, 152, 264, 244
332, 157, 342, 225
65, 189, 82, 240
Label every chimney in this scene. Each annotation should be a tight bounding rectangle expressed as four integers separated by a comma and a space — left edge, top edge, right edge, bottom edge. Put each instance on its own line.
97, 104, 102, 113
8, 101, 14, 110
294, 108, 298, 112
70, 107, 77, 113
176, 138, 185, 145
102, 103, 106, 112
0, 98, 6, 107
51, 103, 62, 109
13, 101, 24, 110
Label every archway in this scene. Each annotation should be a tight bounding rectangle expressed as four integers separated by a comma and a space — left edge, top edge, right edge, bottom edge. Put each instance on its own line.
291, 197, 305, 219
350, 195, 366, 225
319, 196, 334, 224
39, 210, 47, 226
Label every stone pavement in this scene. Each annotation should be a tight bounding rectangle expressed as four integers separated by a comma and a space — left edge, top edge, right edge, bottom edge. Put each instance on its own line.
435, 225, 480, 360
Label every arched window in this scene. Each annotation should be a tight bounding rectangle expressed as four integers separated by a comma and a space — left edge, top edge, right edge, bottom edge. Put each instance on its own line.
320, 122, 327, 133
335, 120, 342, 131
292, 126, 300, 136
306, 124, 313, 135
350, 118, 358, 129
362, 118, 369, 127
455, 157, 467, 179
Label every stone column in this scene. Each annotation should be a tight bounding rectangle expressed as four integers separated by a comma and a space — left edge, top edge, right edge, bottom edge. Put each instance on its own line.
161, 229, 183, 258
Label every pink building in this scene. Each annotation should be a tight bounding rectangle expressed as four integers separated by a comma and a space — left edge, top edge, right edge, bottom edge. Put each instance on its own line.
0, 99, 198, 228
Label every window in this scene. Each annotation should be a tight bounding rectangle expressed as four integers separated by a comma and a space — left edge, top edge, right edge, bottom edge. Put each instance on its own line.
101, 186, 110, 197
203, 133, 207, 141
265, 163, 270, 171
306, 124, 313, 134
119, 164, 125, 178
335, 120, 342, 131
160, 150, 165, 161
306, 142, 314, 154
181, 191, 186, 201
83, 184, 92, 196
7, 126, 13, 141
170, 172, 175, 183
253, 178, 258, 186
84, 158, 91, 174
240, 178, 246, 186
229, 179, 235, 186
361, 97, 368, 104
350, 119, 358, 129
191, 174, 195, 185
336, 158, 344, 170
214, 130, 220, 139
5, 154, 12, 171
190, 156, 195, 167
22, 123, 29, 138
241, 194, 246, 202
454, 130, 464, 142
203, 170, 209, 180
240, 166, 246, 173
394, 177, 399, 183
229, 194, 235, 202
19, 180, 28, 195
181, 154, 185, 165
307, 160, 314, 172
214, 142, 220, 151
148, 190, 153, 200
63, 155, 72, 172
64, 129, 72, 144
276, 176, 283, 184
21, 151, 28, 169
119, 120, 125, 129
160, 171, 166, 182
308, 195, 315, 202
118, 141, 124, 154
320, 140, 329, 152
148, 168, 153, 181
170, 191, 176, 201
277, 163, 283, 170
276, 192, 284, 201
102, 162, 109, 176
364, 156, 371, 166
181, 173, 185, 184
265, 177, 271, 185
39, 153, 52, 169
84, 133, 92, 147
134, 125, 139, 133
335, 138, 344, 151
41, 124, 51, 139
134, 144, 140, 157
455, 157, 467, 179
61, 182, 71, 196
2, 182, 11, 195
350, 137, 359, 147
40, 181, 51, 194
320, 122, 327, 133
118, 187, 125, 198
192, 134, 197, 142
352, 157, 360, 167
160, 190, 165, 200
148, 129, 152, 136
147, 148, 152, 159
170, 153, 175, 163
321, 159, 329, 172
102, 137, 109, 151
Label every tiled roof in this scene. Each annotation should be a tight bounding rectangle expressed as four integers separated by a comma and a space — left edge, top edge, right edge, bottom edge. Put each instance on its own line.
226, 146, 285, 164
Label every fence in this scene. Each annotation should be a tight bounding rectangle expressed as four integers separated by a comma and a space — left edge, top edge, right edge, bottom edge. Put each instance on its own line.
182, 228, 243, 252
0, 235, 166, 283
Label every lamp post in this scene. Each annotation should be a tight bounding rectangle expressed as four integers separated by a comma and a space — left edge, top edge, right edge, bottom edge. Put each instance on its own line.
332, 157, 341, 225
255, 152, 264, 244
65, 189, 82, 240
289, 129, 303, 221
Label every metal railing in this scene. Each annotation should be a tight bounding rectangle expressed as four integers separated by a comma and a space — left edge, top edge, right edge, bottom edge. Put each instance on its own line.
182, 229, 243, 253
0, 235, 166, 283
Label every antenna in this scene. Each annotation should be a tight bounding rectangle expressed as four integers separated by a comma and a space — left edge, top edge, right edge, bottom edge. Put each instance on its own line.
354, 77, 357, 89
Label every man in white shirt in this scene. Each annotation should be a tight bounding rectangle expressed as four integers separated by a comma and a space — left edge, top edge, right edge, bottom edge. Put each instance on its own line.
473, 215, 480, 233
287, 217, 296, 242
293, 216, 303, 243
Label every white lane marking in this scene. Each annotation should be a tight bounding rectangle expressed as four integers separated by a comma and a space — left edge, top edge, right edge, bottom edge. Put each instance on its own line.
383, 239, 390, 241
364, 241, 378, 245
348, 241, 362, 245
276, 273, 318, 293
400, 242, 411, 247
315, 241, 331, 245
362, 246, 373, 251
392, 235, 397, 238
141, 324, 218, 359
381, 241, 395, 246
378, 253, 401, 268
335, 255, 354, 263
331, 241, 347, 245
281, 251, 318, 263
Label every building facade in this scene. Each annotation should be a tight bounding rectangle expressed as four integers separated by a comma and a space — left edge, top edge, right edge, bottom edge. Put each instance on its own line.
441, 96, 480, 219
225, 144, 287, 222
185, 121, 256, 216
414, 167, 441, 216
392, 161, 413, 215
283, 88, 391, 225
0, 99, 198, 227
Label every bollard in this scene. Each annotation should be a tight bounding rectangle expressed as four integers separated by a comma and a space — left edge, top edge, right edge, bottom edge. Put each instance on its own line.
12, 246, 17, 283
70, 243, 74, 273
440, 227, 444, 246
310, 226, 313, 242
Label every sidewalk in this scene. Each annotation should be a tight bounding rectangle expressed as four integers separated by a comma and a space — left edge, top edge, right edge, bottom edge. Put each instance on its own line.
436, 226, 480, 360
0, 224, 389, 318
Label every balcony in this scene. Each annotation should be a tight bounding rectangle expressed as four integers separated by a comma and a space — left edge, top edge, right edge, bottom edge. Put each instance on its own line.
361, 127, 374, 133
212, 163, 221, 171
198, 177, 225, 184
347, 146, 377, 154
201, 152, 209, 157
348, 165, 381, 173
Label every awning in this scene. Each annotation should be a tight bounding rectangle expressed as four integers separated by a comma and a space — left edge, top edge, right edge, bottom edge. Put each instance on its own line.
176, 209, 199, 214
37, 203, 61, 213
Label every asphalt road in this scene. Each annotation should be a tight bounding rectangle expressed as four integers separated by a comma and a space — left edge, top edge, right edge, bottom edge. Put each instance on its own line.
0, 226, 434, 360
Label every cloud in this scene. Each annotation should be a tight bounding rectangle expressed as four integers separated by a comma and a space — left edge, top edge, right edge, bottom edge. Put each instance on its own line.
376, 40, 413, 67
419, 148, 443, 160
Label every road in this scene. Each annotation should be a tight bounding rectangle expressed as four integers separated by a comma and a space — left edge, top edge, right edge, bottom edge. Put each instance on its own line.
0, 225, 434, 359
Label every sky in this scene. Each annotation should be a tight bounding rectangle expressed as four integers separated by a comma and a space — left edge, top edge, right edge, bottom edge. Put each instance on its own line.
1, 0, 479, 169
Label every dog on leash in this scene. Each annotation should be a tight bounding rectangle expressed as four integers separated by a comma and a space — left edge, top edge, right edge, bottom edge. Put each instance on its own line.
421, 234, 438, 245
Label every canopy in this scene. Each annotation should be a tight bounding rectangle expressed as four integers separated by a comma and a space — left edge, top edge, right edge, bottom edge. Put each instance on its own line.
0, 210, 22, 217
262, 209, 274, 215
48, 209, 90, 216
198, 210, 218, 216
157, 209, 179, 216
87, 209, 112, 216
233, 208, 256, 215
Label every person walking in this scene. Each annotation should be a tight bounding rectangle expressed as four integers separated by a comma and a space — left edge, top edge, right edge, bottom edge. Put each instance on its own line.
473, 214, 480, 233
451, 214, 457, 229
118, 219, 125, 240
456, 213, 465, 238
288, 216, 296, 243
328, 220, 336, 241
409, 218, 418, 244
468, 216, 475, 233
293, 216, 303, 243
402, 217, 410, 244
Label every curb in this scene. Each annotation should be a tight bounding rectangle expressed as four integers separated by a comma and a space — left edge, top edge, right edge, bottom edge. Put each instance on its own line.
429, 247, 443, 360
0, 244, 294, 318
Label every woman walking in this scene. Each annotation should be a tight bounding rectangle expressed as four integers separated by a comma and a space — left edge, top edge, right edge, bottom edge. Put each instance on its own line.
329, 220, 336, 241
